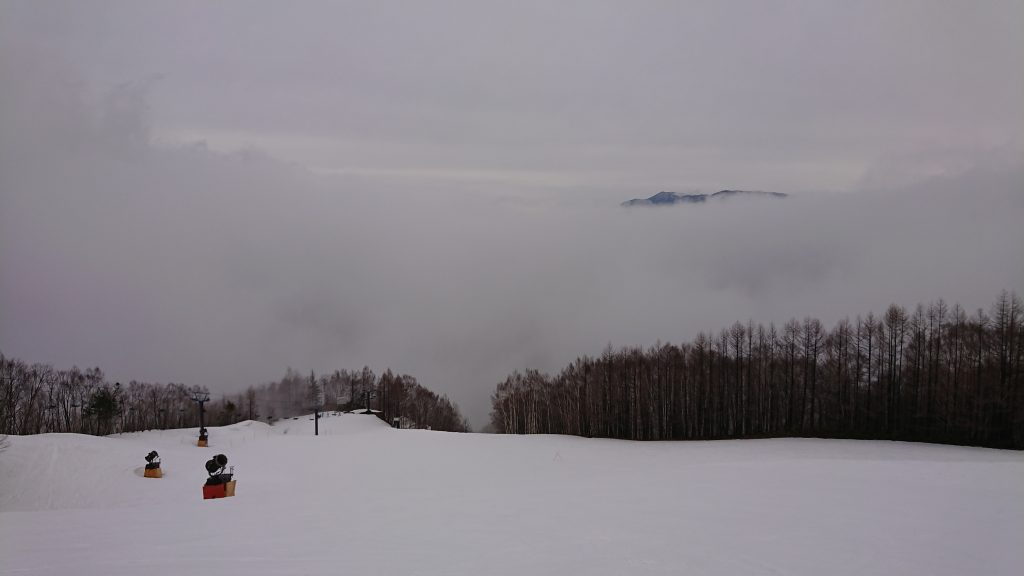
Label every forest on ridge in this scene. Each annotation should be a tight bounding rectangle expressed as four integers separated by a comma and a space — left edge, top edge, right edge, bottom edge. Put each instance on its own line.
490, 292, 1023, 449
0, 361, 470, 437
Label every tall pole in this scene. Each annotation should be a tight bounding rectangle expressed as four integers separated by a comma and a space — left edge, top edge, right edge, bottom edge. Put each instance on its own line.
71, 394, 81, 434
191, 390, 210, 444
310, 370, 322, 436
362, 390, 377, 416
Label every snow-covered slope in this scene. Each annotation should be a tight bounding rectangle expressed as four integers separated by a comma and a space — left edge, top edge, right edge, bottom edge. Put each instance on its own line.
2, 415, 1022, 575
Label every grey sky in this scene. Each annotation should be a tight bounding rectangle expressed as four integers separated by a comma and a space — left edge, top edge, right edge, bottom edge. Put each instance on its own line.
2, 1, 1022, 426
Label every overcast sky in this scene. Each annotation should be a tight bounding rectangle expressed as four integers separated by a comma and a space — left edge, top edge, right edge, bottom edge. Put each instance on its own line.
2, 0, 1022, 427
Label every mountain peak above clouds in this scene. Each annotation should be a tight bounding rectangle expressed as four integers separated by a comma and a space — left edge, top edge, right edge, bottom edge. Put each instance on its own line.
622, 190, 788, 206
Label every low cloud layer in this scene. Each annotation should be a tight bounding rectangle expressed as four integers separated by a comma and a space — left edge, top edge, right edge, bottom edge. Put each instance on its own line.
2, 2, 1022, 426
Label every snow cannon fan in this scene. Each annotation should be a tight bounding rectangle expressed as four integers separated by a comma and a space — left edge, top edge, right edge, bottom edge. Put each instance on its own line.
202, 453, 237, 500
143, 450, 162, 478
197, 427, 209, 448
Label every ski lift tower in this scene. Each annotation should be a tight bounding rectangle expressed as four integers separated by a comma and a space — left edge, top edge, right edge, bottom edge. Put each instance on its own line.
311, 399, 323, 436
191, 390, 210, 447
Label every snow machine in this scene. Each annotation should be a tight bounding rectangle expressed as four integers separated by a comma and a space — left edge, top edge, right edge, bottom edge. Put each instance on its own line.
202, 453, 236, 499
143, 450, 162, 478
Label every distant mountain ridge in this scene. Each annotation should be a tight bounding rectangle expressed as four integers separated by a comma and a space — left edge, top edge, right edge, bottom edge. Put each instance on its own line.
621, 190, 788, 206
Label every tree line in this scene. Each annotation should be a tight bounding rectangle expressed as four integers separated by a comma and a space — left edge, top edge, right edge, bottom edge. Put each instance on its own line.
0, 361, 203, 436
490, 292, 1023, 449
0, 358, 470, 436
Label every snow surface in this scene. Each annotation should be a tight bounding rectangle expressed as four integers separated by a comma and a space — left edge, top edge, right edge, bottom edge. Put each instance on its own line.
2, 413, 1022, 575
